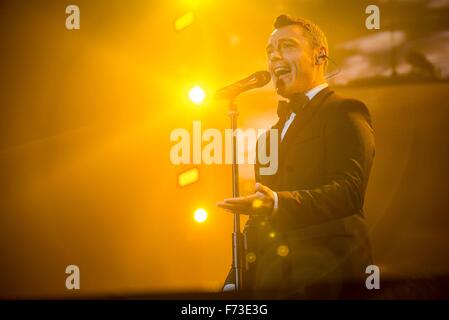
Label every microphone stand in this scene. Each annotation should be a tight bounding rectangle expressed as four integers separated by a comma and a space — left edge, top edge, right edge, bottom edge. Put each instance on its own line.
228, 98, 244, 291
216, 71, 270, 292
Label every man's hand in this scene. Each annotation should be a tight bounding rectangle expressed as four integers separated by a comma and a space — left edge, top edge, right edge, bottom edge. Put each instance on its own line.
216, 183, 275, 216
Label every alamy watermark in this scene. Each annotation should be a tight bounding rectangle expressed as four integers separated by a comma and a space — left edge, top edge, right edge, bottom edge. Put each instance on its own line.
170, 121, 279, 176
65, 264, 80, 290
365, 5, 380, 30
65, 5, 80, 30
365, 264, 381, 290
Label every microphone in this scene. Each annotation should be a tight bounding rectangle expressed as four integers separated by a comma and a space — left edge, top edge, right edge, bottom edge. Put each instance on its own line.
215, 71, 271, 100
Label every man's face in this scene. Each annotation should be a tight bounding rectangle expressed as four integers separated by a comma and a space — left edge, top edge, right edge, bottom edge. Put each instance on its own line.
266, 25, 318, 98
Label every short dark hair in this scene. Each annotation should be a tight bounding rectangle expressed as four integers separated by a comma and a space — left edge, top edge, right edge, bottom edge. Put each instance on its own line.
273, 14, 328, 55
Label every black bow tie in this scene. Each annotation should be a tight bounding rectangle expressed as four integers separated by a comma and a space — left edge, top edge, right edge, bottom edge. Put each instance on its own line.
277, 93, 309, 120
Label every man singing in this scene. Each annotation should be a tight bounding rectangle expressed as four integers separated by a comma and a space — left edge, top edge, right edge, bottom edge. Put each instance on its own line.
217, 14, 375, 298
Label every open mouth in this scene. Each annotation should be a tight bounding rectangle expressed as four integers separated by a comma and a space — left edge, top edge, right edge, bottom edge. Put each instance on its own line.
273, 65, 291, 77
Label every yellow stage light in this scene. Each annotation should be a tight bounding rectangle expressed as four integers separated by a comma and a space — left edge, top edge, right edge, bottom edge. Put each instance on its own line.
194, 208, 208, 223
178, 167, 199, 187
188, 86, 206, 105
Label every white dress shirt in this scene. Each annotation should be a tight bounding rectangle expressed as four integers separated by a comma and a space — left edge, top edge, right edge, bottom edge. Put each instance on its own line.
273, 83, 329, 210
280, 83, 329, 141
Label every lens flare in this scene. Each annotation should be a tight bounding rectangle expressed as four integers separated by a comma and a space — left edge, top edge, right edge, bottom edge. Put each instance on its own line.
277, 245, 290, 257
174, 11, 194, 31
178, 167, 199, 187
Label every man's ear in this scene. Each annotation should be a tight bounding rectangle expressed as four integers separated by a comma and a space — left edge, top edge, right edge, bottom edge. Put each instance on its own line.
315, 47, 327, 65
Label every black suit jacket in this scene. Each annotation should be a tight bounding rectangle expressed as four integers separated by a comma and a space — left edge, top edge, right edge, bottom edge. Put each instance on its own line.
224, 87, 375, 298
